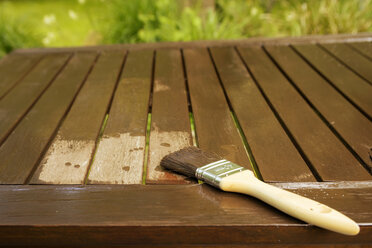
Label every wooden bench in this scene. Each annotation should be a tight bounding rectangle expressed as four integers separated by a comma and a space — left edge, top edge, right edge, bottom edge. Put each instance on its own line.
0, 34, 371, 247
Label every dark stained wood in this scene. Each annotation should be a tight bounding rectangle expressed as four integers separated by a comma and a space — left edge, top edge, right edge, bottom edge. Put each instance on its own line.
146, 49, 193, 184
0, 184, 371, 246
87, 50, 153, 184
0, 52, 97, 184
349, 42, 372, 60
210, 47, 315, 182
0, 53, 42, 99
321, 43, 372, 84
293, 44, 372, 118
237, 46, 371, 181
265, 45, 372, 174
30, 51, 125, 184
183, 48, 251, 169
0, 53, 70, 145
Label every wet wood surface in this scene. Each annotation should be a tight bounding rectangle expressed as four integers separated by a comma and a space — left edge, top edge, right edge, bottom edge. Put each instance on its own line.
210, 47, 314, 182
0, 183, 371, 246
0, 35, 371, 246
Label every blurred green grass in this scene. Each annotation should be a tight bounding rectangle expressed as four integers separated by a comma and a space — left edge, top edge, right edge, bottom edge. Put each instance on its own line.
1, 0, 371, 57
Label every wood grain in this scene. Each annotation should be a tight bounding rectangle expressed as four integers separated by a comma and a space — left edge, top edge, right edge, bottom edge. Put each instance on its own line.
0, 53, 70, 145
349, 42, 372, 60
266, 45, 372, 174
293, 44, 372, 118
0, 53, 42, 99
237, 46, 371, 181
87, 50, 153, 184
146, 49, 193, 184
210, 47, 315, 182
183, 48, 251, 169
321, 43, 372, 84
0, 184, 371, 246
0, 52, 96, 184
30, 51, 125, 184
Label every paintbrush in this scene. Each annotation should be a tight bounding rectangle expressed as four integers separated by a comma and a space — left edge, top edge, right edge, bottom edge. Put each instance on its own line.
160, 146, 360, 236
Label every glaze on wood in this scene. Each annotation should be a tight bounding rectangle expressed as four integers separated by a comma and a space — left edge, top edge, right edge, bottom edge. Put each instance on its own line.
30, 51, 124, 184
0, 53, 96, 184
349, 42, 372, 60
146, 49, 193, 184
321, 43, 372, 84
183, 48, 251, 168
87, 50, 153, 184
0, 184, 371, 246
266, 45, 372, 174
210, 47, 315, 182
0, 54, 42, 99
0, 53, 70, 145
237, 46, 370, 181
293, 44, 372, 118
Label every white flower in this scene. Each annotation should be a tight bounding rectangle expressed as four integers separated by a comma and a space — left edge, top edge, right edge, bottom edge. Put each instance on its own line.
42, 32, 56, 45
43, 14, 56, 25
78, 0, 85, 4
68, 10, 78, 20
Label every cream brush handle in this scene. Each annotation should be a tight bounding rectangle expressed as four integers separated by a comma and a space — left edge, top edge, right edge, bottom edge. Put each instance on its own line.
219, 170, 359, 236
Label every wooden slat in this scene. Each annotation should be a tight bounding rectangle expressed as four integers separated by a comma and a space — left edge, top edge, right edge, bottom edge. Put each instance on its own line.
0, 54, 70, 144
0, 52, 97, 184
0, 184, 371, 246
0, 54, 42, 99
349, 42, 372, 59
87, 50, 153, 184
210, 47, 315, 182
293, 44, 372, 118
321, 43, 372, 84
146, 49, 193, 184
238, 46, 371, 181
30, 51, 125, 184
266, 45, 372, 174
183, 48, 251, 168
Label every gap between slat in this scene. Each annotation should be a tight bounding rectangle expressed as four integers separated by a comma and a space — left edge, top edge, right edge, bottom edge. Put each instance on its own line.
0, 54, 73, 148
142, 51, 157, 185
0, 55, 44, 101
235, 46, 323, 182
25, 53, 100, 184
181, 49, 199, 148
207, 47, 262, 180
347, 43, 372, 61
263, 46, 372, 175
290, 45, 372, 122
317, 44, 372, 86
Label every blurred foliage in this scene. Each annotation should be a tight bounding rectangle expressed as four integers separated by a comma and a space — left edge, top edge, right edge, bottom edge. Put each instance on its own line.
0, 11, 42, 57
0, 0, 372, 57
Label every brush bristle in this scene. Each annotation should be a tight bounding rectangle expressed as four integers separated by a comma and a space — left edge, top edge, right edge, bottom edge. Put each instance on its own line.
160, 146, 222, 178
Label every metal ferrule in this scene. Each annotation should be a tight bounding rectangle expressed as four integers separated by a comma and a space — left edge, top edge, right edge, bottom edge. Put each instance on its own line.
195, 160, 246, 188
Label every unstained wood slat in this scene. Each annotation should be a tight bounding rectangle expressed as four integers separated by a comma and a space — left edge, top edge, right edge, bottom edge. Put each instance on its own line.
210, 47, 315, 182
183, 48, 251, 169
293, 44, 372, 118
238, 46, 370, 181
30, 51, 125, 184
88, 50, 153, 184
0, 54, 70, 145
0, 52, 97, 184
146, 49, 193, 184
321, 43, 372, 84
0, 54, 42, 99
349, 42, 372, 60
266, 45, 372, 174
